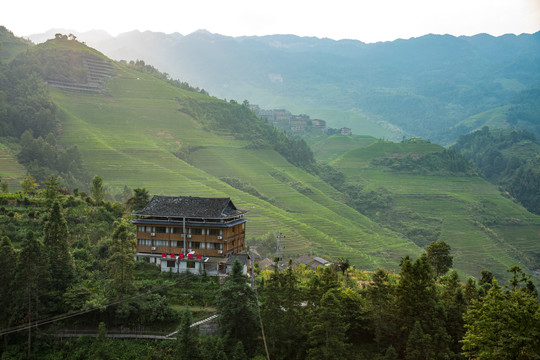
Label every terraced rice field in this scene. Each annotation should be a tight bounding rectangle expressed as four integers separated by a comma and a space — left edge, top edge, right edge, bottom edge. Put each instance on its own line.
51, 67, 414, 270
0, 143, 26, 191
331, 142, 540, 280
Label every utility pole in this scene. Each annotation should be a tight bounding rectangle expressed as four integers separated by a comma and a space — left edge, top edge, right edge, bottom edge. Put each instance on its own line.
251, 248, 255, 287
276, 231, 284, 269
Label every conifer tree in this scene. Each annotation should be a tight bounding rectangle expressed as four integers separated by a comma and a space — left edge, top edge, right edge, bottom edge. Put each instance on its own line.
366, 268, 397, 352
306, 289, 350, 360
462, 278, 540, 359
216, 259, 258, 355
0, 236, 17, 334
260, 262, 306, 360
231, 341, 248, 360
175, 308, 201, 360
44, 199, 74, 305
90, 175, 105, 203
395, 255, 450, 358
107, 220, 136, 296
14, 231, 49, 357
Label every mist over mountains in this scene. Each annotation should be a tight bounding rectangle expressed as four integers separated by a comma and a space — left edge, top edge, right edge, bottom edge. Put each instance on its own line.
28, 28, 540, 144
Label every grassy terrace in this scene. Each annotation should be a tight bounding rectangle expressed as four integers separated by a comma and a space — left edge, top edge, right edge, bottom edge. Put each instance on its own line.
51, 66, 414, 270
331, 140, 540, 280
0, 143, 26, 191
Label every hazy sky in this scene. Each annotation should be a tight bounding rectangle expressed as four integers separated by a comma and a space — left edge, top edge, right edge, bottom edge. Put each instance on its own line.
2, 0, 540, 42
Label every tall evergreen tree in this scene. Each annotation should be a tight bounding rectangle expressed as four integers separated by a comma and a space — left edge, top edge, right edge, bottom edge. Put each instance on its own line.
90, 175, 105, 203
366, 268, 397, 352
260, 263, 306, 360
0, 236, 17, 346
395, 255, 450, 358
107, 220, 136, 296
175, 308, 201, 360
126, 187, 150, 211
462, 279, 540, 359
306, 289, 350, 360
14, 231, 49, 357
216, 259, 259, 355
43, 199, 74, 307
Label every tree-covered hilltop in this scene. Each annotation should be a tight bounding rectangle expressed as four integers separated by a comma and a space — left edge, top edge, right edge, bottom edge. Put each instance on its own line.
452, 127, 540, 214
1, 189, 538, 359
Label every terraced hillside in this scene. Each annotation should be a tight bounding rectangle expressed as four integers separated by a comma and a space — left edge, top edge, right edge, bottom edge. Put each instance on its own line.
49, 47, 419, 270
4, 36, 539, 282
329, 140, 540, 281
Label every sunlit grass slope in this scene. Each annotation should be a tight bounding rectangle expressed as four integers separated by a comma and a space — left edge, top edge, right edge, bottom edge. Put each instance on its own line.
331, 141, 540, 280
0, 143, 26, 191
52, 64, 418, 270
309, 135, 379, 162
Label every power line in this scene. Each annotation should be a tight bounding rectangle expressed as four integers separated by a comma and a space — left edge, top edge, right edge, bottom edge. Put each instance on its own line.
0, 276, 190, 337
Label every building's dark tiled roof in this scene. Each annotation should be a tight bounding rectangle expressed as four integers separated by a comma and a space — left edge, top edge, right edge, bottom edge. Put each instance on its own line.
227, 253, 249, 266
133, 196, 246, 219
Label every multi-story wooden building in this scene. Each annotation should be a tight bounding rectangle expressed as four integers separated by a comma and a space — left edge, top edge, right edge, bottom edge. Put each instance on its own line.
131, 196, 247, 275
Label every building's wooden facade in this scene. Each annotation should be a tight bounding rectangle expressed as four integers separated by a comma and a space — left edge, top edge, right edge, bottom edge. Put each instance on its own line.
131, 196, 247, 274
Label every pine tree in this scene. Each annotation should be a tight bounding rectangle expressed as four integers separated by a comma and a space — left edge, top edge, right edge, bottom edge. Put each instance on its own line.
306, 289, 350, 360
366, 268, 397, 352
260, 263, 306, 360
231, 341, 248, 360
216, 260, 259, 355
395, 255, 450, 358
14, 231, 49, 357
462, 279, 540, 359
90, 175, 105, 203
0, 236, 17, 343
405, 321, 432, 360
44, 199, 74, 307
175, 308, 201, 360
107, 220, 136, 295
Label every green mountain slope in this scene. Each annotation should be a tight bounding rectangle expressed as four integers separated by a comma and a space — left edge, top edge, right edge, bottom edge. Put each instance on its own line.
76, 30, 540, 144
0, 26, 31, 64
40, 41, 417, 270
3, 35, 539, 282
330, 141, 540, 281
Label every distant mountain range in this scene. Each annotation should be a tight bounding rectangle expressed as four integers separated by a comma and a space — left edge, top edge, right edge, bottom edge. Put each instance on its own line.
29, 28, 540, 144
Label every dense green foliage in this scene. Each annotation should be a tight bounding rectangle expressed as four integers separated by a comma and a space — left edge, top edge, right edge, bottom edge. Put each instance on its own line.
0, 192, 538, 360
452, 127, 540, 214
177, 97, 315, 170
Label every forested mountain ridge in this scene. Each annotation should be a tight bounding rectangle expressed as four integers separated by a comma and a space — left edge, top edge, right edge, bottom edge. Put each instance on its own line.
452, 127, 540, 214
1, 29, 540, 284
32, 28, 540, 144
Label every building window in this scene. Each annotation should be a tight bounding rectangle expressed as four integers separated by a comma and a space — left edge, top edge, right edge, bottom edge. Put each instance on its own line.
138, 226, 145, 232
208, 228, 222, 236
167, 260, 176, 268
170, 227, 184, 234
187, 262, 196, 269
155, 226, 167, 233
242, 223, 245, 230
138, 239, 152, 246
190, 228, 203, 235
207, 242, 223, 250
154, 240, 169, 247
189, 241, 202, 249
171, 241, 183, 248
